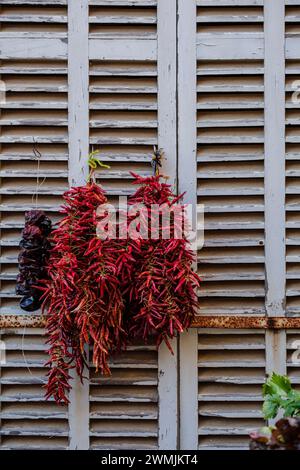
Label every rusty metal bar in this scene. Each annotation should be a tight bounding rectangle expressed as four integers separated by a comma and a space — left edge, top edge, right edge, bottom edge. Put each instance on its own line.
1, 315, 300, 329
0, 315, 46, 329
192, 316, 300, 329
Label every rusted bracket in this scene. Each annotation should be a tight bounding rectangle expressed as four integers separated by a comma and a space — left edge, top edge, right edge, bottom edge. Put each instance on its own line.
1, 315, 300, 329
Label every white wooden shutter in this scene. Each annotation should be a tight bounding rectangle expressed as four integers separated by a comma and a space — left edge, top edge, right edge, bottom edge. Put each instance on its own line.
198, 329, 266, 450
178, 0, 300, 450
285, 0, 300, 425
86, 1, 177, 449
195, 0, 265, 318
286, 1, 300, 315
0, 328, 69, 449
287, 331, 300, 390
2, 0, 300, 452
0, 0, 69, 316
0, 0, 69, 450
0, 0, 178, 450
89, 344, 159, 450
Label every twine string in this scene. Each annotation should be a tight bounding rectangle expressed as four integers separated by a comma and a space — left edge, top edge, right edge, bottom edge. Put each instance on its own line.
32, 141, 46, 207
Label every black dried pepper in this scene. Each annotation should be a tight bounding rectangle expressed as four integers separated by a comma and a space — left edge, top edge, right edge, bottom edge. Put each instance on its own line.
16, 210, 52, 312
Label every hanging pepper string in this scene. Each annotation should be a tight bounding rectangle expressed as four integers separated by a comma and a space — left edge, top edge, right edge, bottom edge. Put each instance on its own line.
32, 140, 46, 208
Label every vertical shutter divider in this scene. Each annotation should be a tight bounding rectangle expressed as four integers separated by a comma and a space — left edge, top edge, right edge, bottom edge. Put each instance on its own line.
177, 0, 198, 451
264, 0, 287, 380
68, 0, 89, 187
68, 0, 90, 450
157, 0, 178, 450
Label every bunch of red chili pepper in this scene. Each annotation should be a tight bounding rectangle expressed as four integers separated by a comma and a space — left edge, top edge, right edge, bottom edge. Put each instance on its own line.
43, 174, 199, 404
123, 173, 200, 352
42, 183, 126, 404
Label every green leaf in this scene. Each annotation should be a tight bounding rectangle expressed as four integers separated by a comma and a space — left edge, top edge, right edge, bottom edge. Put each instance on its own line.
283, 393, 300, 417
261, 374, 300, 419
262, 395, 280, 419
263, 373, 292, 398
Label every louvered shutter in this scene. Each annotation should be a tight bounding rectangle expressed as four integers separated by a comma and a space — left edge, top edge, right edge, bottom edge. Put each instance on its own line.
0, 0, 69, 316
286, 1, 300, 316
285, 0, 300, 429
0, 0, 69, 450
85, 0, 177, 450
0, 328, 69, 449
89, 344, 159, 450
0, 0, 177, 450
2, 0, 300, 452
197, 330, 266, 450
287, 331, 300, 391
178, 0, 300, 450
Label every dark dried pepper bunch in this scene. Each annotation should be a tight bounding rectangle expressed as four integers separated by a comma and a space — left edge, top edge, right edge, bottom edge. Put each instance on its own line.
250, 417, 300, 450
16, 210, 52, 312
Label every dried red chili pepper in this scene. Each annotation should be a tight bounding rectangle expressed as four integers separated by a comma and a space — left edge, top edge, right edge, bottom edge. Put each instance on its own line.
42, 183, 126, 405
42, 173, 199, 404
122, 173, 200, 352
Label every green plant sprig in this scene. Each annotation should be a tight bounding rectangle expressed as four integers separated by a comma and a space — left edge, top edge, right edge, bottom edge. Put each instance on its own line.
87, 150, 110, 182
262, 372, 300, 419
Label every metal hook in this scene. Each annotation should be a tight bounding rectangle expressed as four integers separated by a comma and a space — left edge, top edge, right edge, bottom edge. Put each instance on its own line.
32, 138, 42, 160
152, 146, 163, 176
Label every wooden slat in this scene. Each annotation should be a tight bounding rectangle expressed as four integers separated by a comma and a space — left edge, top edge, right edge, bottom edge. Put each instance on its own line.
0, 1, 67, 4
89, 39, 156, 61
0, 38, 67, 59
197, 0, 264, 5
197, 36, 264, 60
89, 0, 157, 5
286, 37, 300, 59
